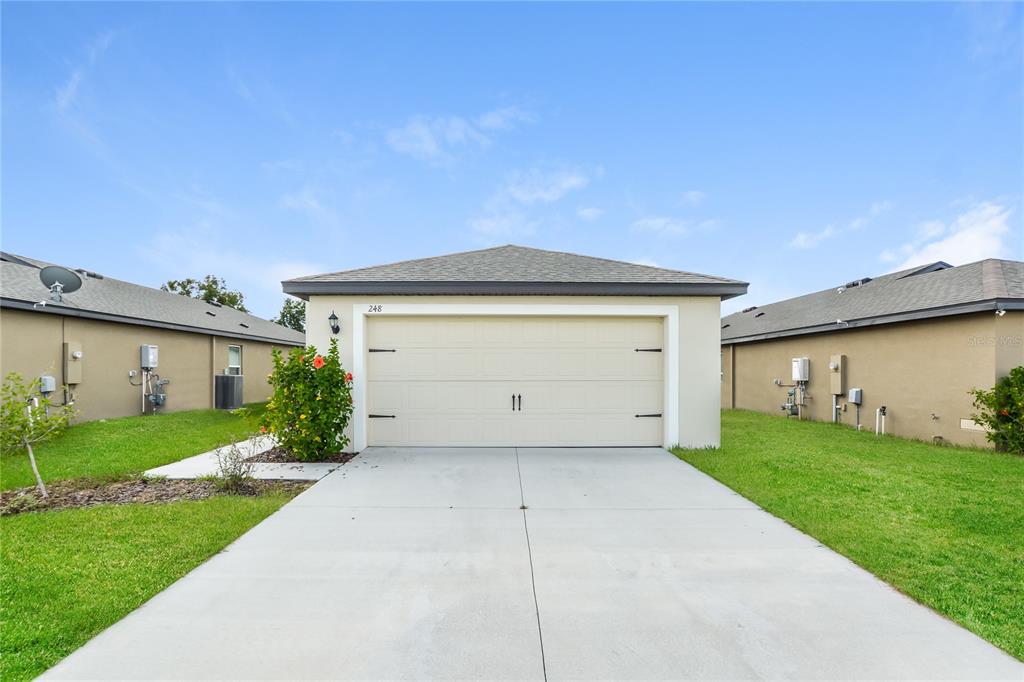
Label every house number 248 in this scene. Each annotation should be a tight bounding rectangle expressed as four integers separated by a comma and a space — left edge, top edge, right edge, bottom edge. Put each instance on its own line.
367, 304, 383, 313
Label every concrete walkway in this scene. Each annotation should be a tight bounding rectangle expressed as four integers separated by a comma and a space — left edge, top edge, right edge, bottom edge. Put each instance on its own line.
48, 448, 1022, 680
145, 436, 344, 481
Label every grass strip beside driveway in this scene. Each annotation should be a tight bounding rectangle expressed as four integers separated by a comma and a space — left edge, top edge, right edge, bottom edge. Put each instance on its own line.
0, 493, 296, 681
0, 404, 265, 491
674, 409, 1024, 661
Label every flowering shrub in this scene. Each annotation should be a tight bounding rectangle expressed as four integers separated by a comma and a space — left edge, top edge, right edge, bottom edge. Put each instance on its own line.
970, 366, 1024, 455
259, 339, 353, 461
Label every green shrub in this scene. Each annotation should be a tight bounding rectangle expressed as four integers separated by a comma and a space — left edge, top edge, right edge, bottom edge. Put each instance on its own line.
259, 340, 353, 461
970, 366, 1024, 455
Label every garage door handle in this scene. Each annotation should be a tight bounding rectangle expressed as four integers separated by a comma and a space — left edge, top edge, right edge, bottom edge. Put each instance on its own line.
635, 413, 662, 418
368, 414, 396, 419
368, 348, 397, 353
635, 348, 662, 352
517, 394, 522, 411
512, 394, 515, 411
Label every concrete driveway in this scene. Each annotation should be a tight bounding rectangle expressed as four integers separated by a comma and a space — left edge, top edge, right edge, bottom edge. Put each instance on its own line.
46, 447, 1021, 680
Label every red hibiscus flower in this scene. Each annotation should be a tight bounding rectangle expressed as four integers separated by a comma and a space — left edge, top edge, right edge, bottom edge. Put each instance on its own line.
999, 409, 1010, 417
313, 355, 325, 369
345, 372, 353, 382
259, 425, 267, 433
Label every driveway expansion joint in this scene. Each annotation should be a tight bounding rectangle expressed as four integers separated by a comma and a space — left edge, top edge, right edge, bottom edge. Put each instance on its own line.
515, 447, 548, 682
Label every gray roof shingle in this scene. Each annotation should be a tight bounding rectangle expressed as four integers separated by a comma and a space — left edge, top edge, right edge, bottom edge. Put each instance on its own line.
1, 253, 304, 346
283, 244, 748, 298
721, 259, 1024, 343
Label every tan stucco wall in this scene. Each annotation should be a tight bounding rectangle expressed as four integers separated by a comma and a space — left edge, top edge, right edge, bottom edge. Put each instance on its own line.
0, 308, 292, 422
720, 311, 1024, 447
304, 294, 723, 450
211, 335, 283, 405
721, 344, 734, 409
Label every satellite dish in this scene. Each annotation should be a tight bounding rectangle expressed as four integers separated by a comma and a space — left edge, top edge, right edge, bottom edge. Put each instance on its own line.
39, 266, 83, 302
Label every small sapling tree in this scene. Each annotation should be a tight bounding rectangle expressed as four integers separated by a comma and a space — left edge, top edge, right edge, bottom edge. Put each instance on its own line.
0, 373, 77, 497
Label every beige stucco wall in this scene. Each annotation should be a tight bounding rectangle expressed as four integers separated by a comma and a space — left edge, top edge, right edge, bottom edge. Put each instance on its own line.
305, 294, 724, 450
0, 308, 292, 422
720, 311, 1024, 447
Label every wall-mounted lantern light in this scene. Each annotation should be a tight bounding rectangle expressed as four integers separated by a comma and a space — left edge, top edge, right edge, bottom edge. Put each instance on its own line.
328, 310, 340, 335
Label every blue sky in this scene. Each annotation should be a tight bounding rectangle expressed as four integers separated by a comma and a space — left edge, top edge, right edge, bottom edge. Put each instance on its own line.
3, 2, 1021, 318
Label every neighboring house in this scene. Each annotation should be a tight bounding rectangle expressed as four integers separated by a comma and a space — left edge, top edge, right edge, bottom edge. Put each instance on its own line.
0, 252, 304, 421
720, 259, 1024, 447
283, 244, 747, 450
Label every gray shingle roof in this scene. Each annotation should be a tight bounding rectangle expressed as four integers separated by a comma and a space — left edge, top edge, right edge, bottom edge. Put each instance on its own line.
721, 259, 1024, 344
1, 253, 304, 346
283, 245, 748, 298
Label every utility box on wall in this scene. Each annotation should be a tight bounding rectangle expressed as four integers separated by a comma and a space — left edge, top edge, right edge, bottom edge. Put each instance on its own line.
63, 341, 83, 385
791, 357, 809, 382
829, 354, 846, 395
140, 345, 159, 370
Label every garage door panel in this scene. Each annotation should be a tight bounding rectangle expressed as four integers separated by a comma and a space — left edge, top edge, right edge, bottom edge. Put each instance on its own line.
481, 352, 520, 379
437, 351, 482, 378
371, 381, 519, 413
367, 382, 404, 412
366, 316, 664, 447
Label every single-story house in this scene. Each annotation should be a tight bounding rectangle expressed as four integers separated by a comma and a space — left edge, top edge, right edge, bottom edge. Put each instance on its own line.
720, 258, 1024, 447
0, 252, 304, 421
283, 244, 747, 450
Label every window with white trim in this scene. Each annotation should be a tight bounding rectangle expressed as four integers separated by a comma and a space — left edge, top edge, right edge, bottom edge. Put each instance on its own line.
227, 345, 242, 375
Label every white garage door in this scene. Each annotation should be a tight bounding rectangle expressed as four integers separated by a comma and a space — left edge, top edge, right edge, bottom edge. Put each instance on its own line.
366, 316, 664, 446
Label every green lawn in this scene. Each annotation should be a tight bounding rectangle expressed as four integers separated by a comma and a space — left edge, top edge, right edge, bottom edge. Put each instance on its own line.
1, 404, 265, 491
674, 410, 1024, 661
0, 493, 296, 681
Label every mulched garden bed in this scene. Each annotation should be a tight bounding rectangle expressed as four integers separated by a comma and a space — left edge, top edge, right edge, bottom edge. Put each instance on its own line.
247, 447, 356, 464
0, 478, 311, 517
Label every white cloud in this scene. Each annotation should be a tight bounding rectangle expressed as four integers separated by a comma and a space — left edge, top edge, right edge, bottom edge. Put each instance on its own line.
385, 115, 488, 165
476, 106, 536, 131
960, 2, 1020, 63
791, 224, 837, 249
261, 159, 304, 174
880, 202, 1013, 270
869, 200, 893, 216
632, 216, 691, 236
468, 211, 538, 237
387, 107, 535, 165
679, 190, 706, 207
630, 215, 720, 237
504, 167, 589, 205
791, 200, 892, 249
279, 187, 340, 228
226, 66, 256, 103
56, 70, 84, 112
576, 206, 604, 221
468, 164, 592, 237
331, 129, 355, 145
55, 30, 115, 112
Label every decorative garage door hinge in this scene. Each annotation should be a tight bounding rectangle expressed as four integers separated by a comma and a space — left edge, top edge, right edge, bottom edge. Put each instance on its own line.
634, 348, 662, 352
368, 414, 397, 419
368, 348, 397, 353
634, 413, 662, 418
